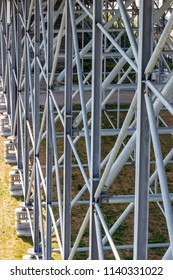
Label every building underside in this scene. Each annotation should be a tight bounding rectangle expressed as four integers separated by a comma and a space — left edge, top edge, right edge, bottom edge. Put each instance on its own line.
0, 0, 173, 260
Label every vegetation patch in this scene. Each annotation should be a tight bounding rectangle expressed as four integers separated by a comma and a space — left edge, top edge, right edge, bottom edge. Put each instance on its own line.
0, 136, 32, 260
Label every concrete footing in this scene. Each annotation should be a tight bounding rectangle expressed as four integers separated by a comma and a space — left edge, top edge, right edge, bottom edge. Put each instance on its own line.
4, 137, 17, 164
15, 206, 33, 237
0, 102, 6, 113
9, 168, 23, 197
23, 248, 42, 260
23, 255, 43, 260
0, 93, 5, 104
0, 113, 11, 137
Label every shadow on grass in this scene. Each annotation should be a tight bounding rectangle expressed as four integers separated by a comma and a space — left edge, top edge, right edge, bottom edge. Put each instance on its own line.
19, 236, 33, 246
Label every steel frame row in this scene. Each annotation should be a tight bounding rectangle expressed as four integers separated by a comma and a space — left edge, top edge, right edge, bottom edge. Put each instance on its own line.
0, 0, 173, 260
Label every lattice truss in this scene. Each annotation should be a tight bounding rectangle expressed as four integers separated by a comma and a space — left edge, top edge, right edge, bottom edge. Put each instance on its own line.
0, 0, 173, 260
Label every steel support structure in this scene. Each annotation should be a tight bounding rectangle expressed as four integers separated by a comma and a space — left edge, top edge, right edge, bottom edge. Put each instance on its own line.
134, 0, 153, 260
0, 0, 173, 260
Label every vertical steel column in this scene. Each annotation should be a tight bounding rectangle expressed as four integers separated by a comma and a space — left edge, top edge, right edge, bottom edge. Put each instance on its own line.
33, 0, 40, 255
11, 1, 17, 132
63, 0, 73, 260
46, 0, 54, 260
89, 0, 103, 260
0, 0, 2, 77
2, 0, 7, 94
6, 0, 10, 115
134, 0, 153, 260
17, 0, 22, 170
24, 0, 29, 204
0, 1, 2, 77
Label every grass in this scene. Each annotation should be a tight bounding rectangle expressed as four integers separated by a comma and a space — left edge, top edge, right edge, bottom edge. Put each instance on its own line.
0, 136, 32, 260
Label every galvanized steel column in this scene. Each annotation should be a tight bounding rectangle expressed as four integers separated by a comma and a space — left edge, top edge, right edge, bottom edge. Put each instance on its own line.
6, 0, 11, 116
89, 0, 103, 260
63, 0, 73, 260
2, 0, 7, 95
24, 0, 30, 205
46, 0, 54, 260
17, 0, 22, 170
34, 0, 41, 256
134, 0, 153, 260
0, 0, 2, 77
11, 1, 17, 132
